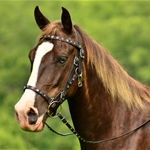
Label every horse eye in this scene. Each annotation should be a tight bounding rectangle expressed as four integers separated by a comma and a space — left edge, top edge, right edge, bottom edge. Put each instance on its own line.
59, 57, 67, 64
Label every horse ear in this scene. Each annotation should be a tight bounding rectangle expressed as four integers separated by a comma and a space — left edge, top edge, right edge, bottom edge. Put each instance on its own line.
34, 6, 50, 30
61, 7, 72, 34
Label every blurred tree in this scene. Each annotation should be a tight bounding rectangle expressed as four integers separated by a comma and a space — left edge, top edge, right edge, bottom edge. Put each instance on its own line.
0, 1, 150, 149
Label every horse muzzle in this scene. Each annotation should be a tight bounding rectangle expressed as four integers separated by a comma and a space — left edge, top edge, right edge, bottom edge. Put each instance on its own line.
14, 104, 45, 132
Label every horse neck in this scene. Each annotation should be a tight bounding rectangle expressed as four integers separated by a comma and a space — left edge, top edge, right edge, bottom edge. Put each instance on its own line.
67, 62, 150, 149
68, 63, 116, 140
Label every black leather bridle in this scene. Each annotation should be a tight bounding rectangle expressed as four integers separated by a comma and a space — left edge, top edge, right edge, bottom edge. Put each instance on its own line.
24, 31, 150, 144
24, 31, 84, 116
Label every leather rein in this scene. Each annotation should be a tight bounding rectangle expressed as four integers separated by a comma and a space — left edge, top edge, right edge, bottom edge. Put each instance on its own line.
24, 31, 150, 144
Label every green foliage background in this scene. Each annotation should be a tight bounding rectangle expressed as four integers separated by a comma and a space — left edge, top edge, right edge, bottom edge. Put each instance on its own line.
1, 1, 150, 149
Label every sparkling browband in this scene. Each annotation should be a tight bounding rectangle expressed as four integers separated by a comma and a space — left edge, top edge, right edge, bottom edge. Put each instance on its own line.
40, 34, 84, 58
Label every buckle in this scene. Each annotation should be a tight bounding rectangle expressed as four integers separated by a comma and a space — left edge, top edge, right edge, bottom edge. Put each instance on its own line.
80, 48, 85, 59
78, 73, 83, 87
47, 101, 62, 118
74, 57, 79, 66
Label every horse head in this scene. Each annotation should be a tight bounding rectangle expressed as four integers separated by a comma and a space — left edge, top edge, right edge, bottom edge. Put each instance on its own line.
14, 6, 84, 132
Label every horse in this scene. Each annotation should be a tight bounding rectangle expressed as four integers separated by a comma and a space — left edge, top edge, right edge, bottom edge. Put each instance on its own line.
14, 6, 150, 150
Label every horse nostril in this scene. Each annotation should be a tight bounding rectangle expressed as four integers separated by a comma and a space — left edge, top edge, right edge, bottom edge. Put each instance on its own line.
15, 111, 18, 117
15, 111, 19, 122
27, 108, 38, 125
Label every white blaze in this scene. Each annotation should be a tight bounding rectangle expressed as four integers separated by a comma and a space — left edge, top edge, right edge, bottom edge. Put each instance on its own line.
27, 42, 54, 86
15, 42, 54, 110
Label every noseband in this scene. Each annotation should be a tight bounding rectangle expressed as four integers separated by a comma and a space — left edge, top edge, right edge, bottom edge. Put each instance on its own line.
24, 31, 84, 116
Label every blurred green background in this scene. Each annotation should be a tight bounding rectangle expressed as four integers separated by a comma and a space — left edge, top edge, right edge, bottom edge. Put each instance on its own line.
1, 1, 150, 149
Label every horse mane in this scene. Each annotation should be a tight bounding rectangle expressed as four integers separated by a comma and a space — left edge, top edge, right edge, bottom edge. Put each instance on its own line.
74, 25, 150, 109
39, 21, 150, 109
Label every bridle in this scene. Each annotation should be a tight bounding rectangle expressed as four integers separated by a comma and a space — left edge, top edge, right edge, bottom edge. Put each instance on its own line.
24, 31, 84, 116
24, 31, 150, 144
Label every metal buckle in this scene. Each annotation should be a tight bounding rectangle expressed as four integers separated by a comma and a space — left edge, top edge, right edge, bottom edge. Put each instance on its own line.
74, 57, 79, 66
47, 101, 62, 118
78, 73, 83, 87
75, 68, 83, 87
60, 91, 66, 100
80, 48, 85, 59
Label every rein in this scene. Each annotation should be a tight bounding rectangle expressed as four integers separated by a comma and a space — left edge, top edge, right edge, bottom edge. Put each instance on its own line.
46, 112, 150, 144
24, 31, 150, 144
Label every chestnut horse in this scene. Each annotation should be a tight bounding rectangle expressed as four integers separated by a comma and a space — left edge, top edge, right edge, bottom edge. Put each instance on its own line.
15, 6, 150, 150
